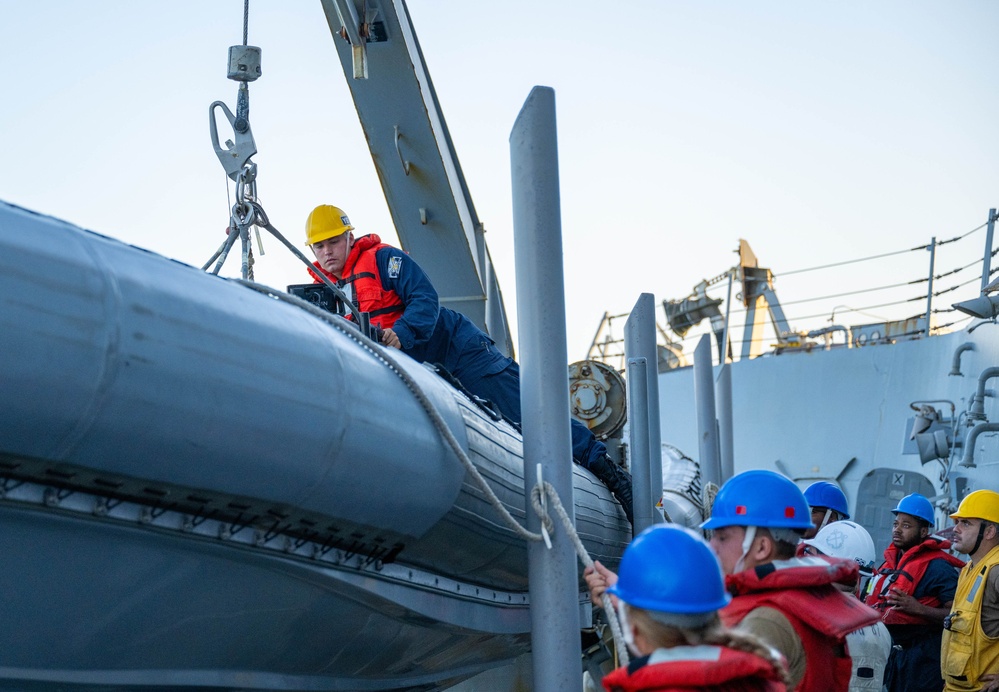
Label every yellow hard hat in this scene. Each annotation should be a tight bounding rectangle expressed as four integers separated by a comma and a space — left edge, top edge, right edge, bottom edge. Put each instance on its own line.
305, 205, 354, 246
950, 489, 999, 524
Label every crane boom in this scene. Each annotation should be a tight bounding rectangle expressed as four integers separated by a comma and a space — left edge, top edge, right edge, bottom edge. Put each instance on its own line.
320, 0, 514, 356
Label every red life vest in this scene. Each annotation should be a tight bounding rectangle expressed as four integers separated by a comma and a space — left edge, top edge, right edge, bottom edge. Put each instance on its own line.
863, 536, 965, 626
722, 556, 881, 692
601, 644, 786, 692
310, 234, 405, 328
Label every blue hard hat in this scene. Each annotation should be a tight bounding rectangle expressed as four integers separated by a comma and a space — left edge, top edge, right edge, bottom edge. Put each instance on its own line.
608, 525, 730, 614
892, 493, 935, 525
701, 469, 814, 531
803, 481, 850, 519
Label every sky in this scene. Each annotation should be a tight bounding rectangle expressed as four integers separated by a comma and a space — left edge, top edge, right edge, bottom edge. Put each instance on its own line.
2, 1, 998, 363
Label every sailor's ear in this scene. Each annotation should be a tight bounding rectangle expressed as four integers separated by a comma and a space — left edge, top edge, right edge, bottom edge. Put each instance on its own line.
752, 532, 774, 560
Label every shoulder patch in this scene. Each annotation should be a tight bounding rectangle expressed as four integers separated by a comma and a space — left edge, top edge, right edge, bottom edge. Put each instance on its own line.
387, 255, 402, 279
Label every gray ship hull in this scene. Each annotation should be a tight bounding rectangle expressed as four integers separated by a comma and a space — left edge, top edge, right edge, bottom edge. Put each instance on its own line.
657, 324, 999, 550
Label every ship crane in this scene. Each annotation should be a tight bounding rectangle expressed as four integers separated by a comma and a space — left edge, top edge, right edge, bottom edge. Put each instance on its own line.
664, 239, 798, 362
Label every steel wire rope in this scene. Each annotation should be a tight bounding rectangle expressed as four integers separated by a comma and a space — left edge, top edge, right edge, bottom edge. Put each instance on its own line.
776, 219, 990, 278
703, 270, 984, 335
242, 0, 249, 45
774, 279, 931, 307
929, 273, 988, 299
681, 292, 924, 342
931, 248, 999, 281
705, 308, 982, 353
756, 246, 990, 315
648, 220, 996, 362
231, 202, 633, 665
777, 245, 926, 277
655, 264, 996, 364
701, 277, 932, 319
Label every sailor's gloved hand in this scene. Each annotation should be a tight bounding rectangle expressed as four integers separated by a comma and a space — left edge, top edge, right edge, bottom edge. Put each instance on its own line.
381, 327, 401, 349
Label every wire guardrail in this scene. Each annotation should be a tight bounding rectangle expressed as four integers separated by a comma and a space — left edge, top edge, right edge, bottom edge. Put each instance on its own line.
588, 212, 998, 370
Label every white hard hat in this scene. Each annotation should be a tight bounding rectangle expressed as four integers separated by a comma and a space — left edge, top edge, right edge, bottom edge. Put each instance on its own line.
801, 520, 876, 572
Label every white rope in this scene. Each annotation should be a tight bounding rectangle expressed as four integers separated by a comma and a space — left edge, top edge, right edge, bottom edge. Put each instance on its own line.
703, 481, 719, 521
531, 480, 631, 667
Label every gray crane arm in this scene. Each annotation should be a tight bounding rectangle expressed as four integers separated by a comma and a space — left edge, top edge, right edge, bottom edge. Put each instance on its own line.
320, 0, 514, 356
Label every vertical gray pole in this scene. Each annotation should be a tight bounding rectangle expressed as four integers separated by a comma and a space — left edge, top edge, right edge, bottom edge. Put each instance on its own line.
624, 294, 663, 514
722, 269, 734, 363
694, 334, 721, 488
983, 209, 996, 293
510, 85, 581, 690
627, 357, 655, 533
716, 363, 734, 482
926, 237, 936, 336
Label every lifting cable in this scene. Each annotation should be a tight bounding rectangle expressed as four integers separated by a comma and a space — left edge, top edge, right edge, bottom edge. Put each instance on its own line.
204, 0, 266, 282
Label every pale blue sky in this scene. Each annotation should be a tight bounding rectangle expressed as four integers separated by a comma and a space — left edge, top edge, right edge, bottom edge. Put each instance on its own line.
2, 1, 997, 360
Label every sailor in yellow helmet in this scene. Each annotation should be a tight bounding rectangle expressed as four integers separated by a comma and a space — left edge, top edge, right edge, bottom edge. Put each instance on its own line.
304, 205, 635, 523
941, 489, 999, 692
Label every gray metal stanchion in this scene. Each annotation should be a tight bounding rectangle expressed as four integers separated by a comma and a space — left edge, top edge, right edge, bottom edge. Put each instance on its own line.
627, 357, 654, 533
624, 293, 663, 517
694, 334, 722, 488
716, 362, 734, 482
510, 85, 581, 690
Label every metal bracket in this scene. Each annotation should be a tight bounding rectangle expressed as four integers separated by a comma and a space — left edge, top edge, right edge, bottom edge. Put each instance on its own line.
331, 0, 369, 78
394, 125, 411, 175
209, 101, 257, 181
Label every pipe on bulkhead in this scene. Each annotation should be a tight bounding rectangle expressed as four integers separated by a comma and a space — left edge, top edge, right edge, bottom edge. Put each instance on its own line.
970, 366, 999, 419
807, 325, 850, 350
960, 422, 999, 467
949, 342, 976, 377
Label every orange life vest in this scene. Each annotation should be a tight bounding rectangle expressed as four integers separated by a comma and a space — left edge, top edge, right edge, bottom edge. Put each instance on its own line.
601, 644, 787, 692
864, 536, 965, 626
310, 234, 405, 328
722, 556, 880, 692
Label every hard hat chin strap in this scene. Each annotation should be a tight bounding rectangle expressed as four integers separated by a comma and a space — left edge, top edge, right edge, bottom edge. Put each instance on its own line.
734, 526, 758, 574
970, 521, 987, 556
818, 509, 832, 532
615, 600, 641, 658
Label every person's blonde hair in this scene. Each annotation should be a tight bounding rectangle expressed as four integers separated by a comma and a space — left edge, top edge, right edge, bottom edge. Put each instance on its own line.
627, 606, 791, 686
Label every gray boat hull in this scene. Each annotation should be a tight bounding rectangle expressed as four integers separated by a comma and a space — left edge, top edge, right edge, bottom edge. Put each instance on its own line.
0, 201, 628, 689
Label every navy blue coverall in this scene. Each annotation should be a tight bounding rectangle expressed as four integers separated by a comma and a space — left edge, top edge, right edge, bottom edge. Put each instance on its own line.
352, 239, 608, 470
